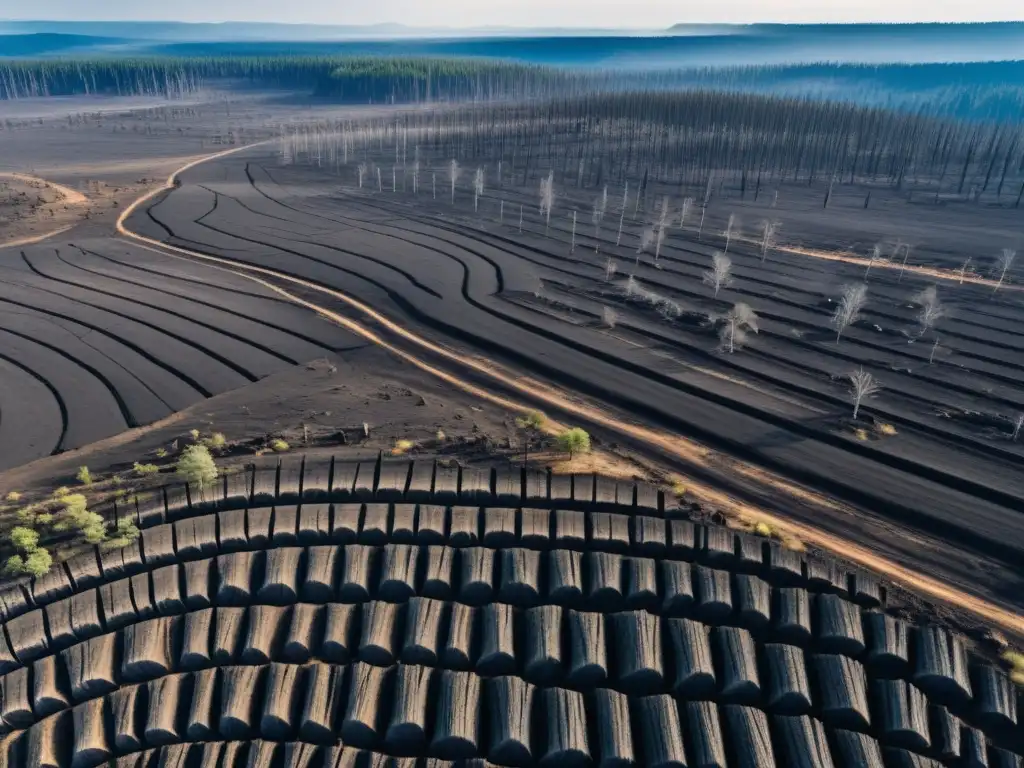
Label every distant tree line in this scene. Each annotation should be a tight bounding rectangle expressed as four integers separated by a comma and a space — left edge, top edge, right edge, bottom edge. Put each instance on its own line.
3, 56, 1024, 120
0, 56, 594, 103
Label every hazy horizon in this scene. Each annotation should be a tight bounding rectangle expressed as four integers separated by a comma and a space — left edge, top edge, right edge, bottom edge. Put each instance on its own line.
2, 1, 1023, 29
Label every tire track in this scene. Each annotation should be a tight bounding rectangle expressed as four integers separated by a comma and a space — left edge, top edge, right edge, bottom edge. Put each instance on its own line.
75, 243, 297, 305
0, 351, 66, 463
18, 251, 265, 384
0, 275, 216, 399
63, 247, 342, 355
0, 325, 121, 451
29, 249, 310, 367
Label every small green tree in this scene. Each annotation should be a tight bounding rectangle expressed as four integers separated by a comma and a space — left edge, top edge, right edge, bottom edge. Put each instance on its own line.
9, 526, 39, 552
76, 466, 93, 485
133, 462, 160, 476
515, 410, 547, 466
105, 518, 141, 549
22, 549, 52, 577
4, 523, 52, 577
176, 444, 218, 492
556, 428, 592, 459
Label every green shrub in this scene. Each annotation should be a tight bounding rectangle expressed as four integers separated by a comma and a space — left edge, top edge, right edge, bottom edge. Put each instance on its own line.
9, 526, 39, 553
52, 486, 70, 499
205, 432, 226, 449
3, 548, 52, 577
555, 427, 592, 459
76, 466, 93, 485
271, 439, 290, 453
15, 506, 38, 526
52, 494, 106, 543
61, 493, 89, 515
115, 518, 140, 541
133, 462, 160, 476
176, 444, 218, 490
155, 448, 168, 459
515, 410, 547, 431
22, 548, 52, 577
189, 428, 201, 441
4, 491, 20, 502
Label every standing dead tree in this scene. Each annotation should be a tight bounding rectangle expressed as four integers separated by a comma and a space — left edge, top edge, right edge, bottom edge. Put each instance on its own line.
637, 227, 655, 257
449, 159, 460, 204
897, 242, 913, 283
992, 248, 1016, 294
760, 220, 779, 262
617, 182, 628, 246
654, 197, 671, 263
957, 257, 972, 284
473, 166, 484, 212
911, 285, 945, 337
724, 214, 737, 253
848, 367, 880, 419
720, 303, 759, 354
864, 245, 882, 279
702, 252, 733, 298
593, 186, 608, 253
539, 171, 555, 232
605, 258, 618, 282
832, 284, 868, 344
1013, 414, 1023, 442
679, 197, 694, 229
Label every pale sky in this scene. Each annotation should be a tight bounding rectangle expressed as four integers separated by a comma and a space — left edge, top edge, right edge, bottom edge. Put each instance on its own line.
5, 0, 1023, 28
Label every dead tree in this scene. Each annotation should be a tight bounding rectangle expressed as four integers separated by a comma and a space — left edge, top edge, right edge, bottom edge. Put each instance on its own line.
848, 367, 880, 419
992, 248, 1016, 294
833, 284, 868, 344
760, 220, 779, 262
724, 213, 737, 253
702, 252, 733, 298
720, 303, 759, 354
912, 285, 945, 337
449, 159, 460, 204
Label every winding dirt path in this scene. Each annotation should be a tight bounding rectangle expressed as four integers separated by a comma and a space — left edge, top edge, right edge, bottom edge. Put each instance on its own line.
117, 144, 1024, 638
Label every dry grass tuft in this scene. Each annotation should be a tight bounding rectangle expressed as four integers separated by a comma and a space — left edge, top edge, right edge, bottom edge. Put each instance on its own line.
1003, 650, 1024, 681
391, 439, 415, 456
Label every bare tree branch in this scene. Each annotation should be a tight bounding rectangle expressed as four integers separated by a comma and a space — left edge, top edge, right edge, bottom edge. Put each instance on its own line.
848, 367, 881, 419
832, 283, 868, 344
702, 252, 733, 298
